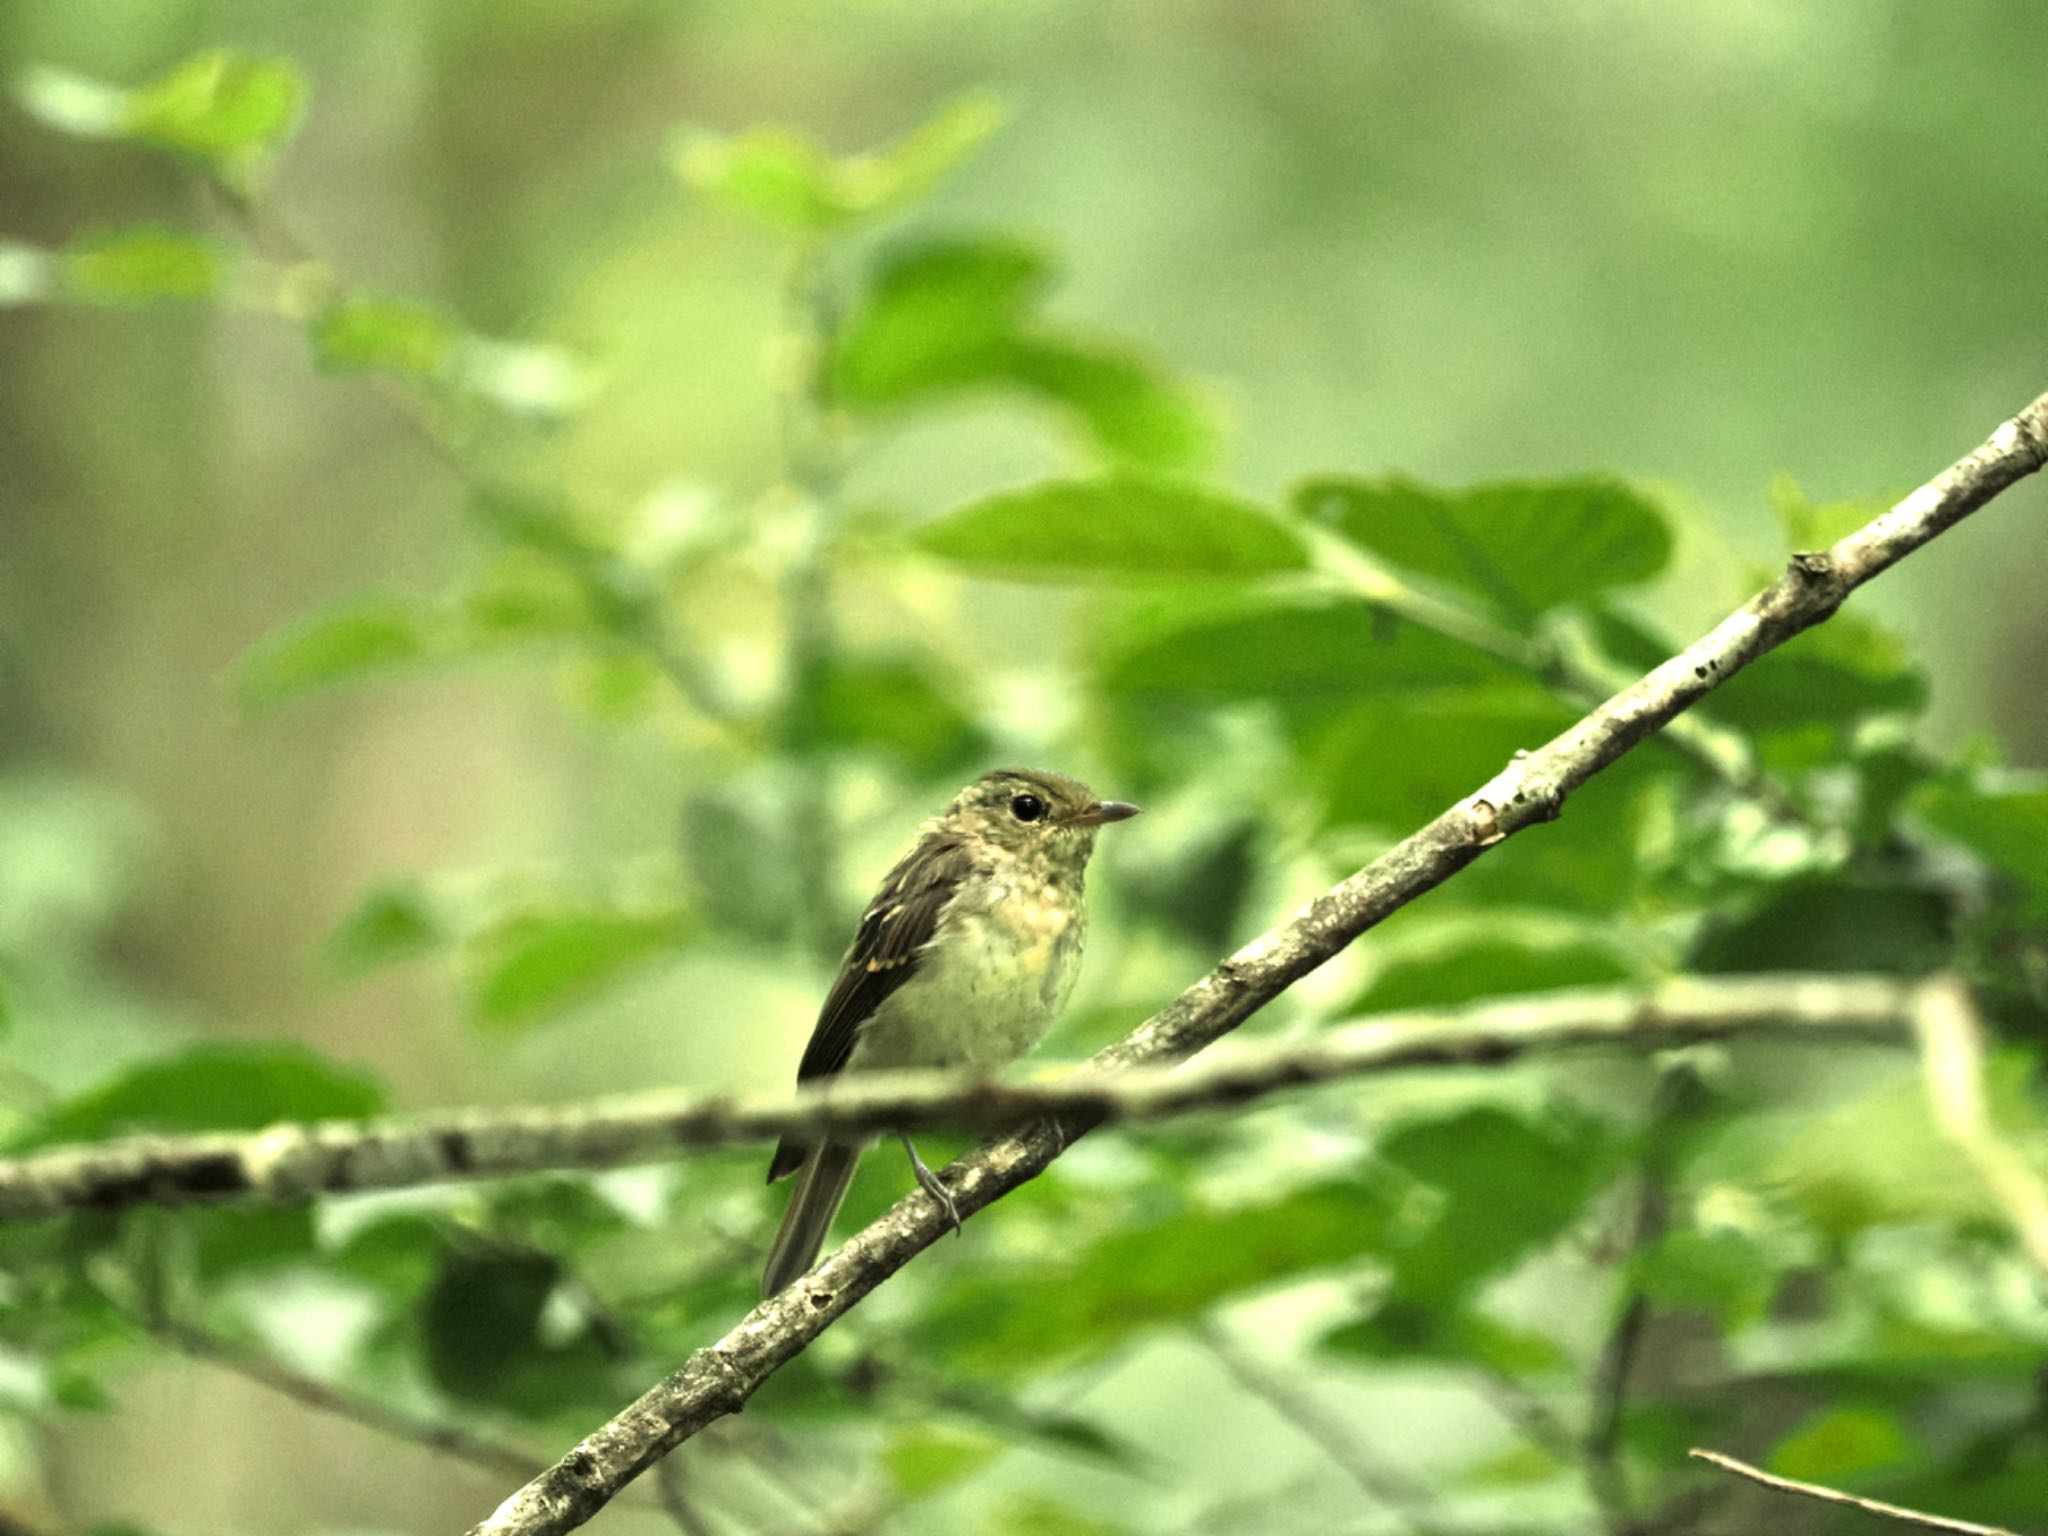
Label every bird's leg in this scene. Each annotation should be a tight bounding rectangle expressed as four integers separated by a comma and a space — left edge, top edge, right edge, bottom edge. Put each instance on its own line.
900, 1135, 962, 1238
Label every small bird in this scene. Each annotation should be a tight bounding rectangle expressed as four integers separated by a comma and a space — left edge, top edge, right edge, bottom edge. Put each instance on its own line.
763, 768, 1139, 1296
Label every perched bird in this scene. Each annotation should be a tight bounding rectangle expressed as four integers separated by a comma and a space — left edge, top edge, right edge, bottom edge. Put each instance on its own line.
763, 768, 1139, 1297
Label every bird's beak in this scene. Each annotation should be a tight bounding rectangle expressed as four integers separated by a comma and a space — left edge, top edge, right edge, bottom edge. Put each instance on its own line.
1067, 800, 1141, 828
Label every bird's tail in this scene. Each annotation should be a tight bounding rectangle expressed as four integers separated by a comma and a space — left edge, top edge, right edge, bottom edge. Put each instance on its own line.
763, 1143, 861, 1297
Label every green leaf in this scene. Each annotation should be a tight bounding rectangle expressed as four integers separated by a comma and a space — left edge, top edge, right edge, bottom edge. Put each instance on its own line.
993, 1496, 1126, 1536
1689, 876, 1952, 976
1099, 598, 1502, 711
321, 880, 447, 979
1918, 777, 2048, 906
1311, 680, 1575, 831
677, 93, 1004, 232
831, 240, 1049, 401
233, 593, 441, 710
1633, 1227, 1784, 1331
1768, 473, 1888, 551
797, 656, 989, 769
882, 1425, 1005, 1501
1710, 613, 1927, 735
465, 902, 692, 1030
1298, 474, 1673, 620
311, 294, 457, 377
1772, 1406, 1912, 1484
63, 227, 222, 304
21, 1043, 383, 1148
422, 1245, 559, 1402
1373, 1105, 1620, 1303
122, 50, 305, 174
1007, 338, 1217, 471
1348, 929, 1638, 1014
915, 1178, 1410, 1376
919, 476, 1307, 582
830, 240, 1217, 469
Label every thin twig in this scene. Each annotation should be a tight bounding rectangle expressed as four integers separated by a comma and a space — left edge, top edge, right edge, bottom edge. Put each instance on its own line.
0, 974, 1915, 1222
1201, 1325, 1445, 1532
1688, 1447, 2025, 1536
461, 389, 2048, 1536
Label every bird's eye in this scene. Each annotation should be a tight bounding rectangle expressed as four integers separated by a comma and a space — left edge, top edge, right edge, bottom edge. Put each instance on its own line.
1009, 792, 1047, 823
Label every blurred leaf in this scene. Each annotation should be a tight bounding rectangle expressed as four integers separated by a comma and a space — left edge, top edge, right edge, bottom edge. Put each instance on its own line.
1708, 613, 1927, 736
994, 1494, 1127, 1536
831, 240, 1217, 469
1373, 1104, 1620, 1303
122, 50, 305, 174
558, 651, 665, 725
1324, 1299, 1569, 1376
321, 880, 447, 979
1348, 930, 1637, 1014
883, 1424, 1005, 1501
22, 1043, 384, 1147
1769, 473, 1889, 551
1311, 680, 1574, 831
832, 239, 1048, 399
1772, 1406, 1912, 1483
1689, 876, 1951, 976
796, 656, 989, 768
465, 902, 691, 1030
1633, 1227, 1783, 1331
447, 337, 596, 421
1298, 474, 1672, 621
1460, 1441, 1569, 1489
63, 228, 222, 304
311, 294, 457, 377
459, 551, 599, 642
1101, 598, 1501, 715
680, 791, 795, 943
915, 1178, 1409, 1376
1119, 819, 1258, 952
1918, 777, 2048, 908
919, 476, 1306, 581
233, 593, 441, 710
677, 93, 1004, 232
423, 1245, 567, 1405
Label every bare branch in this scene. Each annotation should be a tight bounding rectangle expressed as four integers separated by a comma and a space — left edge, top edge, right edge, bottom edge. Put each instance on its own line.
462, 389, 2048, 1536
1689, 1447, 2024, 1536
0, 974, 1914, 1224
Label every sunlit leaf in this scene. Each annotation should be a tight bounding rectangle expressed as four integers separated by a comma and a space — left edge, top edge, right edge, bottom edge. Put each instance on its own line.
1772, 1406, 1912, 1483
465, 902, 692, 1030
311, 294, 457, 377
677, 93, 1003, 232
883, 1424, 1005, 1501
123, 50, 305, 175
796, 656, 989, 768
63, 227, 222, 304
919, 476, 1306, 582
1298, 474, 1672, 620
233, 593, 441, 710
1768, 473, 1889, 551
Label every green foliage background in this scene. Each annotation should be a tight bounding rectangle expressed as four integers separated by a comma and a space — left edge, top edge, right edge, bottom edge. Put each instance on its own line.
1, 6, 2046, 1535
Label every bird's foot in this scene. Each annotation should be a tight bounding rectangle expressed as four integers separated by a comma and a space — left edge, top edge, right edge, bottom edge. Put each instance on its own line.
900, 1135, 962, 1238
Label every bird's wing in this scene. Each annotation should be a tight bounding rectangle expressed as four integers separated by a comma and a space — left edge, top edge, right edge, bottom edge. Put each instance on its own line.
794, 835, 976, 1086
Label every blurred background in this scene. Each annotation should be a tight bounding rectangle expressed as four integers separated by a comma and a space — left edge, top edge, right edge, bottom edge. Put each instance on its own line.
2, 3, 2046, 1534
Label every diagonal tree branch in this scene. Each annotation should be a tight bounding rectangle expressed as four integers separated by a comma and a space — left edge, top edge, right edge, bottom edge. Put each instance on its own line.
462, 390, 2048, 1536
0, 974, 1917, 1224
1689, 1448, 2023, 1536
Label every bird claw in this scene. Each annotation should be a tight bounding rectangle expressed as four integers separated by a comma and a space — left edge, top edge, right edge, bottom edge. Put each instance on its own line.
901, 1135, 963, 1238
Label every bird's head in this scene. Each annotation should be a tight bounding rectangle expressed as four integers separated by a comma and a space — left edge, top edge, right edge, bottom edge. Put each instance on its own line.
943, 768, 1139, 871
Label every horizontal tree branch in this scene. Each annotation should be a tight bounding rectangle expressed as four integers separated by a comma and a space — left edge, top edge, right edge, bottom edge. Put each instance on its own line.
1689, 1448, 2022, 1536
464, 389, 2048, 1536
0, 974, 1920, 1225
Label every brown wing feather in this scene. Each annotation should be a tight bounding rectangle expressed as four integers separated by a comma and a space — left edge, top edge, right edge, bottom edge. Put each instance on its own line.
766, 835, 975, 1183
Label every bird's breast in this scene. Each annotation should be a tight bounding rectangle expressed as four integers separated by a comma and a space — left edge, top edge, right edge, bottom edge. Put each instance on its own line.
851, 876, 1084, 1072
